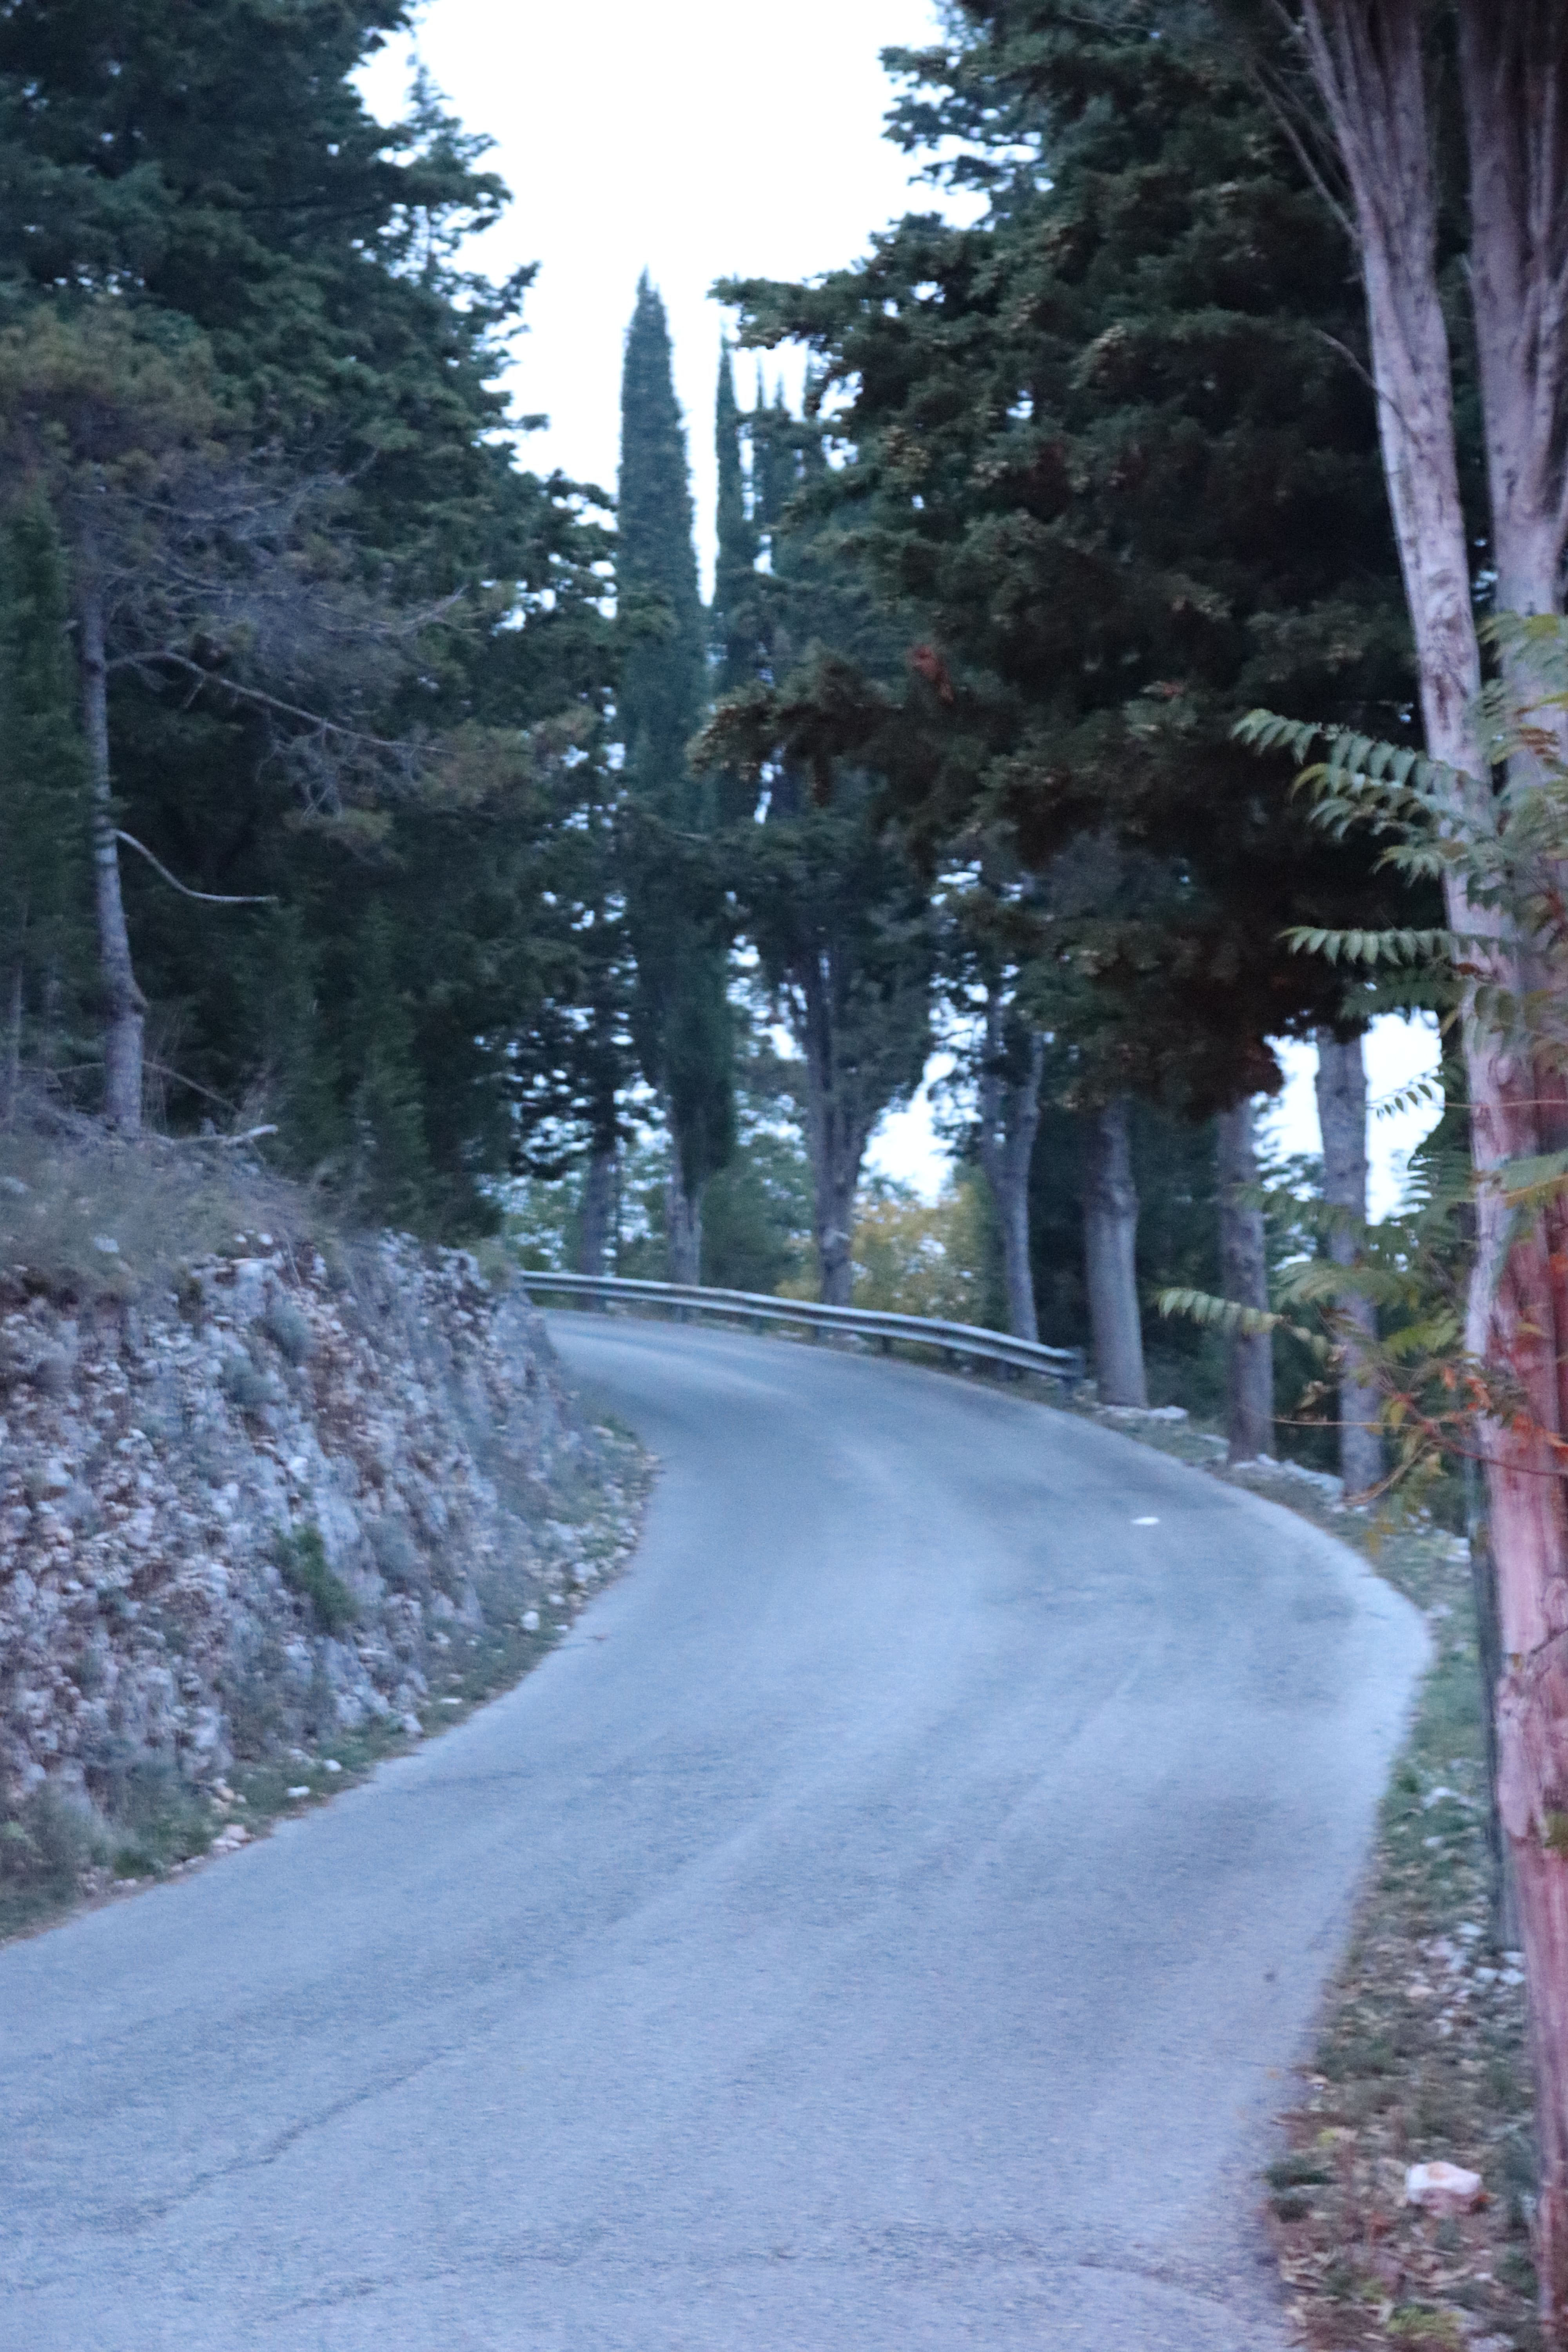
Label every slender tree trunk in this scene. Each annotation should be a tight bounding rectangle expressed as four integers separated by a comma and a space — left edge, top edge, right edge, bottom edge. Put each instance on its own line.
1218, 1100, 1272, 1463
666, 1169, 702, 1286
1299, 10, 1568, 2320
1467, 1467, 1521, 1954
975, 1004, 1044, 1341
579, 1146, 615, 1276
799, 955, 872, 1309
1314, 1031, 1383, 1497
1082, 1096, 1147, 1406
78, 572, 144, 1136
2, 958, 21, 1130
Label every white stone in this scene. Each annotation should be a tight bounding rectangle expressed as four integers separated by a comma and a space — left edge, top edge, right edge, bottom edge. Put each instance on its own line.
1404, 2161, 1485, 2215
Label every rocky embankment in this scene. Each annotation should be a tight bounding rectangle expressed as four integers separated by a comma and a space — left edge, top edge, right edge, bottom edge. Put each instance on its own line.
0, 1222, 642, 1867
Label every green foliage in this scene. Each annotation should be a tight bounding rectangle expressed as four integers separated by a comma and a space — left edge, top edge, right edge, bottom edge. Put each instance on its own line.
220, 1354, 281, 1415
260, 1298, 314, 1367
716, 0, 1423, 1114
701, 382, 937, 1285
274, 1523, 356, 1637
0, 486, 90, 1091
0, 14, 623, 1224
619, 276, 705, 811
1220, 619, 1568, 1494
712, 342, 761, 697
346, 902, 434, 1231
619, 277, 734, 1198
503, 1046, 814, 1290
846, 1173, 993, 1322
698, 1043, 815, 1290
0, 1784, 98, 1903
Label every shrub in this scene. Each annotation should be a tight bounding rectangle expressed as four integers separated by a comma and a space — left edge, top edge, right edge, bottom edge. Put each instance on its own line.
220, 1354, 279, 1414
275, 1523, 356, 1635
260, 1298, 314, 1365
0, 1786, 100, 1900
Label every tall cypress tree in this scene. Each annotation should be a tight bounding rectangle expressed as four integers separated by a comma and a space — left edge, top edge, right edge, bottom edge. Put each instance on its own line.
618, 276, 733, 1278
619, 276, 706, 817
712, 341, 760, 697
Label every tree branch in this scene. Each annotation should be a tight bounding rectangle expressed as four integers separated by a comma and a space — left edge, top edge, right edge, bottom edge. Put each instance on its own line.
115, 831, 278, 906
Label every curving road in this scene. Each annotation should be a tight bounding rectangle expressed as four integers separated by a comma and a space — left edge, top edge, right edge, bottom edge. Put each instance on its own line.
0, 1314, 1424, 2351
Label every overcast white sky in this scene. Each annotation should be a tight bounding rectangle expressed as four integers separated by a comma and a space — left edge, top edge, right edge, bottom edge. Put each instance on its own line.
360, 3, 1443, 1212
359, 0, 957, 589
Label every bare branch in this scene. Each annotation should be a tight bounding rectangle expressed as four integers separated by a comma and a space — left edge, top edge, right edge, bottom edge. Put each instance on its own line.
115, 831, 277, 906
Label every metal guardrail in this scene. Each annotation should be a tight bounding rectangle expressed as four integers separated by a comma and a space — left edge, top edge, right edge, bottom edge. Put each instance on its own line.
523, 1270, 1085, 1392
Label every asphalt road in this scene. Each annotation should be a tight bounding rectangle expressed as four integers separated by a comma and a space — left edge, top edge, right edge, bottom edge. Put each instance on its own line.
0, 1314, 1425, 2351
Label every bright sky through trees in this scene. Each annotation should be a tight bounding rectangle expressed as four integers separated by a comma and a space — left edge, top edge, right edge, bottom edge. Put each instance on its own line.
358, 0, 960, 589
359, 0, 1441, 1214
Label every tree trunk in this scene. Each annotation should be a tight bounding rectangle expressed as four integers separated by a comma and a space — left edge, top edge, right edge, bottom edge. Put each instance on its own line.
798, 956, 873, 1310
976, 1004, 1044, 1341
666, 1170, 702, 1287
813, 1142, 858, 1309
1218, 1100, 1272, 1463
1314, 1031, 1383, 1497
1467, 1467, 1522, 1954
1082, 1096, 1147, 1407
2, 956, 21, 1131
579, 1146, 615, 1276
1299, 8, 1568, 2321
78, 572, 144, 1136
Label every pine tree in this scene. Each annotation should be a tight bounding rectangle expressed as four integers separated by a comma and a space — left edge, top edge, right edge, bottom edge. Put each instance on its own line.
617, 276, 734, 1277
0, 6, 623, 1209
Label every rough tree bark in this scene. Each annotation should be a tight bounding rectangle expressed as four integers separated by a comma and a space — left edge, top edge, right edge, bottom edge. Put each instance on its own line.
77, 570, 144, 1136
1314, 1030, 1383, 1497
665, 1171, 702, 1287
1296, 4, 1568, 2319
1218, 1100, 1272, 1463
975, 1003, 1045, 1342
579, 1147, 616, 1277
797, 953, 881, 1310
2, 947, 22, 1131
1082, 1096, 1147, 1405
806, 1074, 862, 1310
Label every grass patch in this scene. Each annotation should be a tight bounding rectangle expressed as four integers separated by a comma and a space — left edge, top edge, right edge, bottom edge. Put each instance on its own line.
274, 1523, 356, 1635
0, 1119, 326, 1305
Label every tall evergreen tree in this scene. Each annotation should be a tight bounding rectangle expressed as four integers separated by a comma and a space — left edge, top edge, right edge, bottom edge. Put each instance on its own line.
703, 385, 935, 1305
711, 341, 760, 698
618, 276, 733, 1278
715, 0, 1421, 1366
0, 7, 622, 1214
